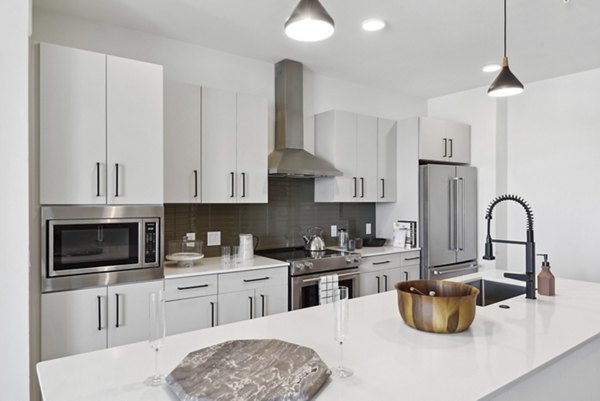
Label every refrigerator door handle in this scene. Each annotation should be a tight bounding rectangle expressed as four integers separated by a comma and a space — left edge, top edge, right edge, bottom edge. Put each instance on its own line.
450, 177, 460, 251
458, 177, 465, 251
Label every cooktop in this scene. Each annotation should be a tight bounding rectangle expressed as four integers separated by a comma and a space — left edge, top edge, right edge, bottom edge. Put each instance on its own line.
256, 247, 349, 262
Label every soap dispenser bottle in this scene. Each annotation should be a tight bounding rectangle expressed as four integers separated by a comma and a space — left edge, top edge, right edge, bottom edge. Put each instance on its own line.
537, 253, 555, 296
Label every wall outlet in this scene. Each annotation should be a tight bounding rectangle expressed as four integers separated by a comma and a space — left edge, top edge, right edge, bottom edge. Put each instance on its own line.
366, 223, 372, 235
331, 225, 337, 237
186, 232, 196, 241
207, 231, 221, 246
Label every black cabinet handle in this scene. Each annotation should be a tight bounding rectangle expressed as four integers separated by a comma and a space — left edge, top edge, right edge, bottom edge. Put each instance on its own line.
115, 293, 120, 328
353, 177, 357, 198
210, 301, 215, 327
443, 138, 447, 157
373, 260, 391, 265
177, 284, 209, 290
243, 276, 270, 283
380, 178, 385, 199
97, 296, 102, 331
193, 170, 198, 198
360, 177, 365, 198
241, 172, 246, 198
383, 274, 388, 291
230, 172, 235, 198
449, 139, 453, 158
248, 296, 253, 319
115, 163, 119, 197
404, 271, 409, 281
405, 256, 421, 261
260, 294, 265, 317
96, 162, 101, 197
376, 276, 380, 293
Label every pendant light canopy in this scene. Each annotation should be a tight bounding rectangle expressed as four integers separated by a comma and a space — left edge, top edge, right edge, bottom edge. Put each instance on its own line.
488, 0, 524, 97
284, 0, 335, 42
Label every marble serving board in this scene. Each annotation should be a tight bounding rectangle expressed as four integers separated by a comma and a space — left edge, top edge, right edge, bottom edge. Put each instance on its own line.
166, 339, 331, 401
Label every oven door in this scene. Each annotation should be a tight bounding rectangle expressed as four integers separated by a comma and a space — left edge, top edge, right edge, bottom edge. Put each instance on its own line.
290, 268, 360, 310
48, 219, 144, 277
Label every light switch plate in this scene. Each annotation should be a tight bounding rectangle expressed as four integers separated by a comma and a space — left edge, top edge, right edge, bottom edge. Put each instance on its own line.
366, 223, 372, 235
207, 231, 221, 246
331, 225, 337, 237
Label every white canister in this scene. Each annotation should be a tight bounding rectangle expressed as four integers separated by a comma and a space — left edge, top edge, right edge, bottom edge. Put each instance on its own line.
239, 234, 254, 261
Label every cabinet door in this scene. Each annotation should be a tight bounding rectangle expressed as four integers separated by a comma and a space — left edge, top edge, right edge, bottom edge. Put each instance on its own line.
381, 267, 404, 292
217, 289, 256, 325
377, 118, 397, 202
359, 270, 382, 297
418, 117, 448, 162
401, 265, 420, 281
201, 88, 237, 203
166, 295, 217, 336
107, 280, 163, 348
236, 93, 268, 203
40, 43, 107, 205
356, 115, 378, 202
255, 285, 288, 318
107, 56, 163, 204
164, 80, 201, 203
446, 121, 471, 164
41, 287, 107, 360
333, 111, 358, 201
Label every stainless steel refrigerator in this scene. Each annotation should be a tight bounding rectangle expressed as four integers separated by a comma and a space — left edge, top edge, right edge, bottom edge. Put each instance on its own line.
419, 164, 478, 279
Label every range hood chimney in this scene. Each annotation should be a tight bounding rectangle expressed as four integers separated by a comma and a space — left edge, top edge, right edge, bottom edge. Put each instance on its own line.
268, 59, 342, 178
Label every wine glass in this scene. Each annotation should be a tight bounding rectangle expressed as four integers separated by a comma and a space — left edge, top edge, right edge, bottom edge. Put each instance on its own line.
332, 286, 353, 378
146, 290, 166, 386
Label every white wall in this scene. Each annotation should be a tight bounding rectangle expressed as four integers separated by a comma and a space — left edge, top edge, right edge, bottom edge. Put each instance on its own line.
32, 8, 426, 156
428, 68, 600, 283
0, 1, 31, 400
428, 87, 498, 270
506, 69, 600, 282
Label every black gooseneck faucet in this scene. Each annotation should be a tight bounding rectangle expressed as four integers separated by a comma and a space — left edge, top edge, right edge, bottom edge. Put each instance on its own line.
483, 194, 536, 300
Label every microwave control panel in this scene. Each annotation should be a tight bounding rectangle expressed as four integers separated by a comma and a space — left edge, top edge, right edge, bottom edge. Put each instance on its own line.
144, 221, 158, 264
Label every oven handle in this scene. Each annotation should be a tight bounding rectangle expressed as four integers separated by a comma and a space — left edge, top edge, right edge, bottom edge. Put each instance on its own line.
432, 266, 477, 276
301, 271, 360, 283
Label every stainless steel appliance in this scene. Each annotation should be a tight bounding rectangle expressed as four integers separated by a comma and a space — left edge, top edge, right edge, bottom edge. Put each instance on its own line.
42, 205, 164, 292
420, 164, 478, 279
256, 247, 361, 310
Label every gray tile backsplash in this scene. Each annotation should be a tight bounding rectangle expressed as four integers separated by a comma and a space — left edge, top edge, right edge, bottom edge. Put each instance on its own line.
165, 178, 376, 257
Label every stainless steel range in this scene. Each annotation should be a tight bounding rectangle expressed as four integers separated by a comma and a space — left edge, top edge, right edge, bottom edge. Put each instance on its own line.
256, 247, 361, 310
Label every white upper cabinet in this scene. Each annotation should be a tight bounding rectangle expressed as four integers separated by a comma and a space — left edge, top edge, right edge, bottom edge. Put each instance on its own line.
419, 117, 470, 164
314, 110, 394, 203
40, 43, 107, 205
40, 43, 163, 205
201, 88, 268, 204
106, 56, 163, 204
377, 118, 397, 202
164, 81, 202, 203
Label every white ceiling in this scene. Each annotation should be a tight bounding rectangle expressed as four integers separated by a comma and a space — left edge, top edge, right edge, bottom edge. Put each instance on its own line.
33, 0, 600, 98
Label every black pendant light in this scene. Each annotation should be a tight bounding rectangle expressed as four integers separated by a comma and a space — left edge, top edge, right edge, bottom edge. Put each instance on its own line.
488, 0, 524, 97
284, 0, 335, 42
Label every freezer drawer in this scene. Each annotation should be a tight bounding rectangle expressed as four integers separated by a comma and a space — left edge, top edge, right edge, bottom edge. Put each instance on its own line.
427, 262, 478, 280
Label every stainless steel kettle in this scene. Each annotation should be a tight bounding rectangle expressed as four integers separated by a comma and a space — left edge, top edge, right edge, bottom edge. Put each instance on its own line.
302, 226, 326, 252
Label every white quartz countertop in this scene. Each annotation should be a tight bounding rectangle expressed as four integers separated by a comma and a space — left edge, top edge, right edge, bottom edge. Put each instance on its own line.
37, 270, 600, 401
164, 255, 288, 279
328, 246, 420, 257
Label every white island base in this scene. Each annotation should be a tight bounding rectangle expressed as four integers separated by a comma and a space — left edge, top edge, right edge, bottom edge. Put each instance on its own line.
37, 271, 600, 401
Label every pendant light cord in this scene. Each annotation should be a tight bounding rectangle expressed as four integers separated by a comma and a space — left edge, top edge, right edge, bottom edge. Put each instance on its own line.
503, 0, 507, 58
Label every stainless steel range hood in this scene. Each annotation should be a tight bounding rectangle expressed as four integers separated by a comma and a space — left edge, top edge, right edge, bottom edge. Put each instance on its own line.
268, 59, 342, 178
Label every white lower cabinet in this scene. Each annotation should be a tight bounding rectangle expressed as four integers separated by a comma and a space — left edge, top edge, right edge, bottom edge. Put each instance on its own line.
359, 252, 421, 297
166, 295, 217, 336
41, 280, 163, 360
217, 289, 256, 325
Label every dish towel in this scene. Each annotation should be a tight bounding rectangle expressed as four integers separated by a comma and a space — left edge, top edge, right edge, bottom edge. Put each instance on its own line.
318, 274, 339, 305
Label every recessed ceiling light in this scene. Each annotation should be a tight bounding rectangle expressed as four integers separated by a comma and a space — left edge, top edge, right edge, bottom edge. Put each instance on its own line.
482, 64, 502, 73
362, 18, 386, 32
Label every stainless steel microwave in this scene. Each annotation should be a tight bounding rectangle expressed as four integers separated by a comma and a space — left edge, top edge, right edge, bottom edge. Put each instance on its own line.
42, 206, 164, 292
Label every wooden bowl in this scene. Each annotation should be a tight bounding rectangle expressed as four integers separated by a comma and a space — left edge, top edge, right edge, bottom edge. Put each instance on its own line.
395, 280, 479, 333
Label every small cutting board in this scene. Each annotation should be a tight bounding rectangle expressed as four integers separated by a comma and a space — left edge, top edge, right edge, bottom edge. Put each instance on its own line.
166, 339, 331, 401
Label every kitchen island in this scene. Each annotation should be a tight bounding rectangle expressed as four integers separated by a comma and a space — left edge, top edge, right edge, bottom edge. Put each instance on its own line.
37, 270, 600, 401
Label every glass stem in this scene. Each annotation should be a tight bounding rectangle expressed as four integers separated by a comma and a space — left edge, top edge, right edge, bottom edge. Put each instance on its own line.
154, 348, 159, 378
338, 341, 343, 369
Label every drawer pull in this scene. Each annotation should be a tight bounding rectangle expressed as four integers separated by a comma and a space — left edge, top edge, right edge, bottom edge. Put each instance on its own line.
404, 257, 421, 261
177, 284, 209, 290
243, 276, 270, 283
373, 261, 391, 265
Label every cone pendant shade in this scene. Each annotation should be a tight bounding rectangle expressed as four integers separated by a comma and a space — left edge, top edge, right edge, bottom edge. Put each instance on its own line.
284, 0, 335, 42
487, 57, 524, 97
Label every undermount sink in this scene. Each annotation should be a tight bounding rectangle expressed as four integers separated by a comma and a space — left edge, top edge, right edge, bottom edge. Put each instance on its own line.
465, 279, 526, 307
